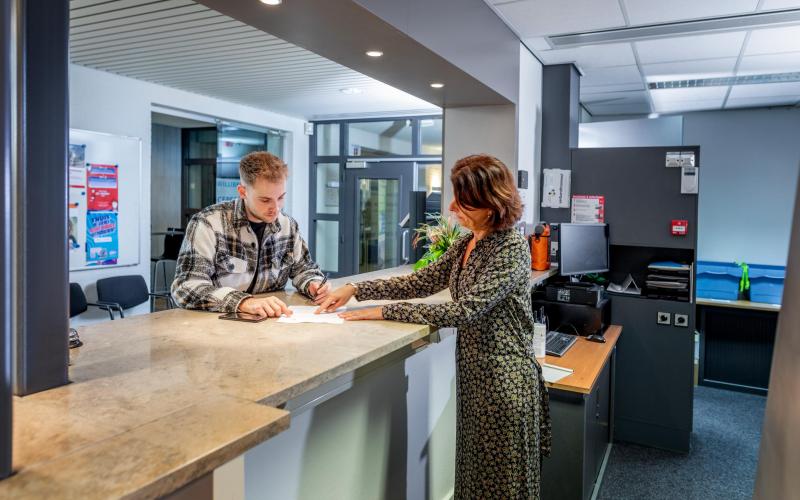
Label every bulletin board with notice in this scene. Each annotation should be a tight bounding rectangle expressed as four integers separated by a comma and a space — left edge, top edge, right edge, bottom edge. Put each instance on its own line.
68, 129, 141, 271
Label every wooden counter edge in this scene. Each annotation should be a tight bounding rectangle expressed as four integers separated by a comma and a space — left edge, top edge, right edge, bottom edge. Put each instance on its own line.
544, 325, 622, 395
696, 297, 781, 312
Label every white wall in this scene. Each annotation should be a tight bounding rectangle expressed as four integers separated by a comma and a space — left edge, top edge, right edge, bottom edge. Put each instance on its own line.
684, 108, 800, 266
517, 45, 543, 225
69, 64, 309, 324
442, 105, 517, 215
579, 115, 683, 148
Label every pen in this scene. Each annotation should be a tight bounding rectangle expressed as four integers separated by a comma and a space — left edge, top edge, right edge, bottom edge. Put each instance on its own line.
316, 273, 329, 297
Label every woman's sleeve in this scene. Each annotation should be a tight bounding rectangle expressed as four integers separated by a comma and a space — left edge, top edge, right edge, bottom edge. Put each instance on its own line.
380, 236, 528, 329
354, 237, 464, 301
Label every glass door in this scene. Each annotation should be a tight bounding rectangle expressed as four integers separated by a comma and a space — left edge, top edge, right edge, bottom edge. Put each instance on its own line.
344, 163, 413, 274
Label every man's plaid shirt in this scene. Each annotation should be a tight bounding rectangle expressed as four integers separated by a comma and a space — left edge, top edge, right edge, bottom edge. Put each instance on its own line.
171, 198, 324, 312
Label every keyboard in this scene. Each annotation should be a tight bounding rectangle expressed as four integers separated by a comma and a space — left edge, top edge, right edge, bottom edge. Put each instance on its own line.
546, 331, 577, 357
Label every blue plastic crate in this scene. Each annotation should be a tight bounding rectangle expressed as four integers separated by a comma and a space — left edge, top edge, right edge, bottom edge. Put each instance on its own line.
697, 261, 742, 300
749, 264, 786, 305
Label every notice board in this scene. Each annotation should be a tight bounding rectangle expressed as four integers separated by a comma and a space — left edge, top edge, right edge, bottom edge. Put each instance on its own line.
68, 128, 141, 271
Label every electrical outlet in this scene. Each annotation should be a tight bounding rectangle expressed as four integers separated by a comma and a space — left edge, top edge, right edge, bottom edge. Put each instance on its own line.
674, 314, 689, 327
657, 312, 672, 325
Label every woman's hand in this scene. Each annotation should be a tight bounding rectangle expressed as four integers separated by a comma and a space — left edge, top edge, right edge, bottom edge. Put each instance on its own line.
338, 306, 384, 321
315, 284, 356, 313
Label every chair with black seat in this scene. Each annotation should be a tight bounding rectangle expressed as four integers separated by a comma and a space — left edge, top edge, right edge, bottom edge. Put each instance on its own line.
151, 228, 185, 299
96, 275, 174, 319
69, 282, 122, 321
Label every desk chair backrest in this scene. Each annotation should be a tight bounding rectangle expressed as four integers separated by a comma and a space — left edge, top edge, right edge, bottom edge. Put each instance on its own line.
96, 275, 149, 310
162, 230, 185, 261
69, 283, 88, 318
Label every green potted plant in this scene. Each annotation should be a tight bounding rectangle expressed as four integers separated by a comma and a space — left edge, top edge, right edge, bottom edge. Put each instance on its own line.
412, 214, 464, 271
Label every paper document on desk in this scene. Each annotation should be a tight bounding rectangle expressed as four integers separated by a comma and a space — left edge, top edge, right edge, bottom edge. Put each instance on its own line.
277, 306, 345, 324
541, 363, 573, 384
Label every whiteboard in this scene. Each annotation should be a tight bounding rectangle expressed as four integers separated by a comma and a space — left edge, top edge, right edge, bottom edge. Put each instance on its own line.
68, 128, 141, 271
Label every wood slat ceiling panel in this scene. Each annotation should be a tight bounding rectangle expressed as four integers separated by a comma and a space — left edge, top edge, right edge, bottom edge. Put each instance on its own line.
69, 0, 436, 118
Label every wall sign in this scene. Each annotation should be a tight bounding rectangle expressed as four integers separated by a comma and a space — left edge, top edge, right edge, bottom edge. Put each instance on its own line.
571, 195, 605, 223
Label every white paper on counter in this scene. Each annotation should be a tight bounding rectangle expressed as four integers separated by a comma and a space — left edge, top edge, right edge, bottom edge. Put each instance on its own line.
541, 363, 574, 384
277, 305, 345, 325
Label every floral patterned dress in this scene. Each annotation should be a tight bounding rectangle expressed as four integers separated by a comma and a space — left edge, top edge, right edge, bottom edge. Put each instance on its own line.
354, 228, 551, 499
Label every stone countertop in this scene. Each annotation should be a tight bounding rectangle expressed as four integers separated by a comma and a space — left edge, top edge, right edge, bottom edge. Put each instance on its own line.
3, 266, 445, 499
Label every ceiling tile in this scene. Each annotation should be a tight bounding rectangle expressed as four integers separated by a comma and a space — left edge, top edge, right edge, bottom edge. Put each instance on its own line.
642, 58, 738, 80
738, 52, 800, 74
623, 0, 759, 25
581, 82, 647, 94
760, 0, 800, 10
746, 25, 800, 55
537, 43, 636, 69
728, 81, 800, 98
582, 89, 650, 104
653, 99, 726, 113
726, 96, 799, 108
650, 87, 728, 112
584, 101, 653, 115
651, 86, 729, 102
495, 0, 626, 37
635, 32, 746, 64
580, 65, 643, 87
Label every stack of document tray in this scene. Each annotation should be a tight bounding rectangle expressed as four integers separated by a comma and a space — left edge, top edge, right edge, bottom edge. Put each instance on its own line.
645, 261, 691, 301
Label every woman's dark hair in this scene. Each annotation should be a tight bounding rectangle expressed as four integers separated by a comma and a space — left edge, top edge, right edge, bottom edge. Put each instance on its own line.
451, 154, 523, 230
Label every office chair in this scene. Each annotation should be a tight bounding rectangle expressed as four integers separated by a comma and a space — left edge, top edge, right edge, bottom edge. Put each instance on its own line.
95, 275, 174, 320
70, 282, 125, 321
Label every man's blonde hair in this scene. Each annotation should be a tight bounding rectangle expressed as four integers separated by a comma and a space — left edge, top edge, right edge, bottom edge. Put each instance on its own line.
239, 151, 288, 185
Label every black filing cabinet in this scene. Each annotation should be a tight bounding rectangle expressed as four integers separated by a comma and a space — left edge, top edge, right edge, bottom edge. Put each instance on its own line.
611, 296, 694, 452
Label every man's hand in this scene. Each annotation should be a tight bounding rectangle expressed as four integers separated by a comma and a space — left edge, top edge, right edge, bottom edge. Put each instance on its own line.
308, 281, 331, 304
238, 296, 291, 318
338, 306, 384, 321
315, 284, 356, 313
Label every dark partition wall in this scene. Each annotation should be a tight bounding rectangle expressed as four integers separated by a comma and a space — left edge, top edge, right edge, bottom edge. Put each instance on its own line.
0, 0, 12, 480
570, 146, 699, 452
14, 0, 70, 395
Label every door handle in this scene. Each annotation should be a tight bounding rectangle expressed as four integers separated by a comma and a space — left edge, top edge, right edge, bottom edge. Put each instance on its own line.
402, 229, 409, 264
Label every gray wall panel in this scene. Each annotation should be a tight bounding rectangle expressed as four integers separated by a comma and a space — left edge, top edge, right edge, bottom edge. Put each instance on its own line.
571, 146, 699, 249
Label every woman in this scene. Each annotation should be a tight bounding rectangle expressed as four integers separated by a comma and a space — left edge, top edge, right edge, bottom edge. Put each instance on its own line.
317, 154, 551, 499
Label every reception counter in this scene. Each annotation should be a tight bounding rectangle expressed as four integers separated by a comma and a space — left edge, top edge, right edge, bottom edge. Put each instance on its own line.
2, 266, 617, 499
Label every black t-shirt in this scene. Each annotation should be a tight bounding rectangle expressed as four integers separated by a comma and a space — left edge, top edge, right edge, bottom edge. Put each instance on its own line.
247, 221, 267, 294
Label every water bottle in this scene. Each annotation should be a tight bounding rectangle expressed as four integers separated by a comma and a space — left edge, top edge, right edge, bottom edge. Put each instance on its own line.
533, 322, 547, 360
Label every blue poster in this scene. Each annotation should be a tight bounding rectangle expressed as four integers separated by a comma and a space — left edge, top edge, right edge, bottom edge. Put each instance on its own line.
86, 211, 119, 266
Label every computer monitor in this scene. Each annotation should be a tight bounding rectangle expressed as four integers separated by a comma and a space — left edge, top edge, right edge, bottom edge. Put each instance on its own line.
558, 223, 609, 276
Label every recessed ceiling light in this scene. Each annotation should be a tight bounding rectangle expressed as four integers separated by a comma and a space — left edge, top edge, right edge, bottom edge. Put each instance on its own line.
259, 0, 282, 5
430, 82, 444, 89
340, 87, 363, 95
366, 50, 383, 57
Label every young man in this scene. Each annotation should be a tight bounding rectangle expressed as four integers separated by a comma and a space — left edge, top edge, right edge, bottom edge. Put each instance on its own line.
172, 151, 330, 317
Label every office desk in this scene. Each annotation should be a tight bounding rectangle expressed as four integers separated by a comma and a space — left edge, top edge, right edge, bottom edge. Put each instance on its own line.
542, 326, 621, 500
697, 298, 780, 395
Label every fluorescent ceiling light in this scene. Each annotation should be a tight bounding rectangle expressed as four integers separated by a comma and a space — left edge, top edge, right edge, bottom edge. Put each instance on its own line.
548, 8, 800, 47
366, 50, 383, 57
648, 71, 800, 89
430, 82, 445, 89
259, 0, 282, 5
340, 87, 363, 95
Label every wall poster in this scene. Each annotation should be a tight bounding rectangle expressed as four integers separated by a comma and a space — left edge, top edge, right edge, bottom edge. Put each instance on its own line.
68, 128, 141, 271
